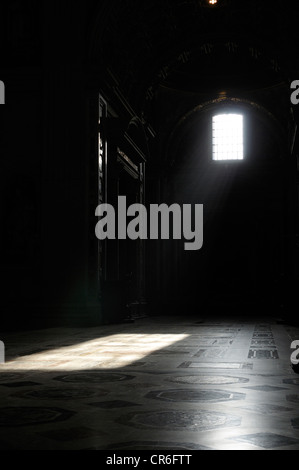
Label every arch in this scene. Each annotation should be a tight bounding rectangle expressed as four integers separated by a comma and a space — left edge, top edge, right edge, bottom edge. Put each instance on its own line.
86, 1, 290, 115
166, 97, 288, 168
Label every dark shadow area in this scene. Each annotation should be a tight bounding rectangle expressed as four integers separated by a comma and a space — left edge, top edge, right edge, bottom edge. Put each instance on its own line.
0, 2, 298, 347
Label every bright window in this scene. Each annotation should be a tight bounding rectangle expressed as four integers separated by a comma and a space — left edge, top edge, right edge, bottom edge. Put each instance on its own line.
212, 114, 244, 161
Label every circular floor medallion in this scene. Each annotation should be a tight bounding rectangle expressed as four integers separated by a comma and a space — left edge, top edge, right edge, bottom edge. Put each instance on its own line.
0, 407, 74, 427
0, 373, 25, 383
103, 441, 211, 450
12, 387, 108, 400
168, 375, 249, 385
54, 372, 135, 384
117, 410, 241, 431
145, 389, 245, 403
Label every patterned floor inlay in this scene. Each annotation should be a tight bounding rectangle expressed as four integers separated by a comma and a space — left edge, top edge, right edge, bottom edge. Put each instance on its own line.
54, 372, 135, 384
88, 400, 141, 409
101, 441, 213, 450
38, 426, 107, 442
11, 387, 109, 400
145, 389, 246, 403
0, 316, 298, 450
0, 381, 41, 388
248, 350, 279, 359
251, 339, 276, 346
179, 362, 253, 370
190, 339, 232, 347
0, 373, 26, 382
0, 407, 75, 427
166, 375, 249, 385
123, 382, 157, 389
283, 378, 299, 385
230, 433, 299, 449
240, 404, 293, 414
151, 350, 191, 355
248, 325, 279, 360
117, 410, 242, 431
286, 395, 299, 404
192, 349, 227, 358
244, 385, 288, 392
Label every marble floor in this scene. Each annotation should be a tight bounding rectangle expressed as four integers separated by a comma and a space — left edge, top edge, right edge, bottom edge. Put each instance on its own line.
0, 315, 299, 451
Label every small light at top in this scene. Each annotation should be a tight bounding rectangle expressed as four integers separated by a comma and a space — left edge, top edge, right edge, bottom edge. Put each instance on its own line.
209, 0, 218, 4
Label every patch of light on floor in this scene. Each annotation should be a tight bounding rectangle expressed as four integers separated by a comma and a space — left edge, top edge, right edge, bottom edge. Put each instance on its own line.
0, 334, 190, 372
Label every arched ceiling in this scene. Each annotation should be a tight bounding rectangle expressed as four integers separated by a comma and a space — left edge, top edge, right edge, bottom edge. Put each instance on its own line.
89, 0, 299, 112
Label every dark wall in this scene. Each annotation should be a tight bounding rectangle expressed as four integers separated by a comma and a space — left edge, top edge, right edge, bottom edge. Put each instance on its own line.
146, 95, 297, 318
0, 74, 43, 324
0, 1, 103, 330
1, 0, 299, 330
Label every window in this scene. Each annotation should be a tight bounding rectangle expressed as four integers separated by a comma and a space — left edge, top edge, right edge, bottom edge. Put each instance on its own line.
212, 114, 244, 161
